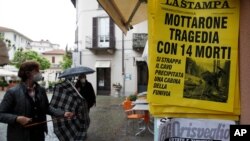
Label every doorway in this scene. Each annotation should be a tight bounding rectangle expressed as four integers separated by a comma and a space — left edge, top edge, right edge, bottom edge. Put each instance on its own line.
96, 68, 111, 95
137, 61, 148, 93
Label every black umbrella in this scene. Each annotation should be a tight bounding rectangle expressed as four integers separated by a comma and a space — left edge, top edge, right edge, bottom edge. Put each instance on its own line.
58, 66, 95, 78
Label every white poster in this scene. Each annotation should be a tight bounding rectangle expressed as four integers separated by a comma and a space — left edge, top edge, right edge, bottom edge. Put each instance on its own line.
155, 118, 235, 141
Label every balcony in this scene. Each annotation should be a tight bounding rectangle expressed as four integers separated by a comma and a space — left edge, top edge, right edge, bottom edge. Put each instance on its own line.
132, 33, 148, 51
85, 35, 116, 54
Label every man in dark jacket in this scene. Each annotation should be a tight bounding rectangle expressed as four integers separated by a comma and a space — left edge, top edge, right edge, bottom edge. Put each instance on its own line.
75, 74, 96, 111
0, 61, 74, 141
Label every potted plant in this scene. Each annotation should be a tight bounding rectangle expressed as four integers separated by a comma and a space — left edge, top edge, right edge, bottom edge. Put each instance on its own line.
112, 83, 122, 97
112, 83, 122, 91
128, 94, 138, 101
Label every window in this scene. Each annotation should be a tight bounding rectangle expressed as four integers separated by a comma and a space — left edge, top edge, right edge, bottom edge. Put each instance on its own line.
98, 17, 109, 47
92, 17, 115, 48
13, 45, 16, 50
75, 27, 78, 44
14, 34, 17, 41
52, 56, 55, 63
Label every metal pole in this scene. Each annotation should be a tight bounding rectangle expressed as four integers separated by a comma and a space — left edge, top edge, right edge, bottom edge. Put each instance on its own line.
122, 33, 125, 97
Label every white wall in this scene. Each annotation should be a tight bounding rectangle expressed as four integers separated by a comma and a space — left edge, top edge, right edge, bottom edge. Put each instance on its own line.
43, 68, 61, 88
4, 32, 32, 59
30, 41, 59, 54
75, 0, 148, 96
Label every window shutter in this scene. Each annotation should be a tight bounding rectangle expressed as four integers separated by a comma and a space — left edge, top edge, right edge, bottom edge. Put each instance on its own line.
92, 17, 98, 48
52, 56, 55, 63
109, 18, 115, 48
75, 27, 78, 44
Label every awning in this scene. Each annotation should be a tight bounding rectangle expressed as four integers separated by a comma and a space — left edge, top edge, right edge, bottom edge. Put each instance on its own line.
97, 0, 147, 34
95, 61, 111, 68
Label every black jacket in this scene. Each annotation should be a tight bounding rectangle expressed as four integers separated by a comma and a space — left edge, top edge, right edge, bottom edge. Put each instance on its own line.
0, 83, 64, 141
75, 80, 96, 109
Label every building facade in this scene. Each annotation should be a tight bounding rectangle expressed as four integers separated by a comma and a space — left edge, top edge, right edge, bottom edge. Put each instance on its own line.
42, 49, 65, 87
0, 26, 63, 88
0, 26, 32, 60
71, 0, 148, 96
30, 40, 60, 54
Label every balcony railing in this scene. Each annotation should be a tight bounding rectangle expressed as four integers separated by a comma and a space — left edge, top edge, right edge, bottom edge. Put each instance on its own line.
132, 33, 148, 50
85, 35, 116, 49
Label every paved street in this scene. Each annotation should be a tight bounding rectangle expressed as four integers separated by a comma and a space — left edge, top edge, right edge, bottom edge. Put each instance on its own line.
0, 91, 153, 141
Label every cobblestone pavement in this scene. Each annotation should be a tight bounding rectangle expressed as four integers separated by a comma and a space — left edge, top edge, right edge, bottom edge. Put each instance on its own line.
0, 91, 154, 141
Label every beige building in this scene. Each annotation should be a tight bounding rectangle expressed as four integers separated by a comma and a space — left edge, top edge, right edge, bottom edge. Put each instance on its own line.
42, 49, 65, 87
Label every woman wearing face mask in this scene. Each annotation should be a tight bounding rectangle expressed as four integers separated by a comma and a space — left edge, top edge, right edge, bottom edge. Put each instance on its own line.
75, 74, 96, 112
0, 61, 74, 141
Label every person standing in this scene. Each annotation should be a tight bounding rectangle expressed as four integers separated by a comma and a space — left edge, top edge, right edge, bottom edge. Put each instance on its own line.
75, 74, 96, 112
0, 61, 74, 141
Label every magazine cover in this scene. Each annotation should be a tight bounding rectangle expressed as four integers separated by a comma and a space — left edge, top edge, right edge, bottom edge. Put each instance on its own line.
147, 0, 240, 112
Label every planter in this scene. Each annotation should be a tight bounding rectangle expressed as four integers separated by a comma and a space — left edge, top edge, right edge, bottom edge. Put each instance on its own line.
112, 83, 122, 97
113, 86, 122, 97
114, 86, 121, 91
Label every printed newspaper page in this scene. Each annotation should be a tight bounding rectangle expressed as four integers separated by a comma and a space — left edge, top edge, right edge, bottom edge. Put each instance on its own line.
147, 0, 240, 112
149, 68, 240, 116
155, 118, 235, 141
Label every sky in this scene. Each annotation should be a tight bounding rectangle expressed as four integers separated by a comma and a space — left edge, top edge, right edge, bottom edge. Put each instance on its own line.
0, 0, 76, 49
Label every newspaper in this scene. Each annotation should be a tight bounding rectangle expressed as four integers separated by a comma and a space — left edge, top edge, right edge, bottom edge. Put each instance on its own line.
156, 118, 235, 141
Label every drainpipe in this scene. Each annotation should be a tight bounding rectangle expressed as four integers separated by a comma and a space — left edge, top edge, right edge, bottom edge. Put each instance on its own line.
122, 33, 125, 97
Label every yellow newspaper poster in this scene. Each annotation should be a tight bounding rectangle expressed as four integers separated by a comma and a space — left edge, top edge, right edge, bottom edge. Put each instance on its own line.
147, 0, 240, 112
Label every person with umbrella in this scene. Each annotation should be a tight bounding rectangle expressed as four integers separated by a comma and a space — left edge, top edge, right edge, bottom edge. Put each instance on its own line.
75, 74, 96, 112
0, 61, 74, 141
50, 66, 95, 141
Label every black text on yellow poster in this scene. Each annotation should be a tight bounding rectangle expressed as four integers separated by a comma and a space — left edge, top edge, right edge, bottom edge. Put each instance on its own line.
147, 0, 239, 112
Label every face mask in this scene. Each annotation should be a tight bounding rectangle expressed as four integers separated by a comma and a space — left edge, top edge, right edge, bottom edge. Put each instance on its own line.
80, 78, 86, 83
33, 73, 43, 82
